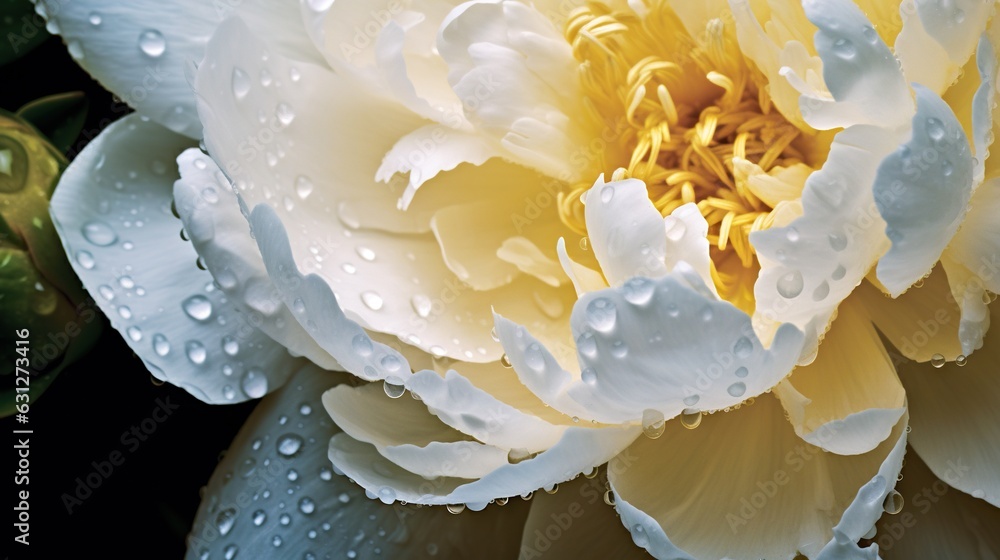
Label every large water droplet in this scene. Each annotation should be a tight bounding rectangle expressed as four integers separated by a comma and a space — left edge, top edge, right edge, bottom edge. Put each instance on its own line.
577, 332, 597, 358
138, 29, 166, 57
828, 232, 848, 251
733, 337, 753, 358
586, 298, 617, 332
276, 434, 304, 457
776, 270, 804, 299
622, 277, 654, 306
581, 367, 597, 385
641, 409, 665, 439
931, 353, 946, 368
680, 409, 702, 430
812, 281, 830, 302
831, 38, 856, 59
241, 368, 268, 398
351, 334, 373, 356
82, 220, 118, 246
383, 376, 405, 398
186, 340, 207, 365
446, 503, 466, 514
216, 508, 237, 536
152, 334, 170, 356
252, 510, 266, 526
183, 295, 213, 321
882, 489, 903, 514
727, 382, 746, 397
299, 497, 316, 514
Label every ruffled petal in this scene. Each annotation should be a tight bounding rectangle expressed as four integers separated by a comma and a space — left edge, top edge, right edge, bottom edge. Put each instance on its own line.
328, 423, 639, 507
609, 394, 908, 560
894, 0, 992, 95
585, 177, 670, 285
37, 0, 321, 139
49, 114, 303, 404
873, 85, 974, 297
185, 363, 530, 560
495, 273, 804, 424
899, 302, 1000, 508
752, 123, 904, 364
173, 148, 339, 371
774, 296, 905, 455
873, 450, 1000, 559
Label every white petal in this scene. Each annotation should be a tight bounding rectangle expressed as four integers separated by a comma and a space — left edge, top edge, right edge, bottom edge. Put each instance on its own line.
752, 124, 904, 364
495, 274, 804, 424
608, 394, 908, 560
895, 0, 992, 95
900, 302, 1000, 508
874, 84, 974, 297
49, 115, 302, 403
37, 0, 321, 138
557, 237, 608, 296
794, 0, 913, 131
323, 383, 509, 479
173, 148, 340, 371
941, 256, 992, 357
186, 363, 530, 560
438, 0, 595, 180
328, 423, 639, 506
196, 17, 569, 362
774, 296, 905, 455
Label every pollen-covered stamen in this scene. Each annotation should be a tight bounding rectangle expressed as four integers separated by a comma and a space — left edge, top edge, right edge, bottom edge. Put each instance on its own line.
559, 1, 808, 272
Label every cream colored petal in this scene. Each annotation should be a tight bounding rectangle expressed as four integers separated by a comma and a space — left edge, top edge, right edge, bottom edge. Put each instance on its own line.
557, 238, 609, 297
854, 266, 964, 363
873, 450, 1000, 559
609, 394, 908, 560
895, 0, 992, 95
775, 296, 905, 455
899, 302, 1000, 508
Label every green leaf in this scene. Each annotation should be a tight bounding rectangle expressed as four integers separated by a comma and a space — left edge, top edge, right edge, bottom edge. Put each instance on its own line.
0, 0, 50, 66
17, 92, 89, 154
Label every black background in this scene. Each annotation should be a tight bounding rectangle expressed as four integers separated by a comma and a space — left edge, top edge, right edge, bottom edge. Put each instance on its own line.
2, 34, 256, 559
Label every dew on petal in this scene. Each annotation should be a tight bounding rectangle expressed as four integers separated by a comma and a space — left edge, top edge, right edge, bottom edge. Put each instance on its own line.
641, 409, 665, 439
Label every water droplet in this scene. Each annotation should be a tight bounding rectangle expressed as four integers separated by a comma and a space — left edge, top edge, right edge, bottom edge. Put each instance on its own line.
610, 340, 627, 358
276, 434, 304, 457
242, 368, 268, 398
776, 270, 804, 299
586, 298, 617, 332
295, 175, 314, 199
216, 508, 236, 536
88, 12, 102, 25
352, 334, 373, 356
186, 341, 207, 365
356, 246, 376, 261
832, 37, 856, 59
603, 490, 615, 506
956, 354, 967, 367
926, 117, 946, 141
622, 277, 654, 305
861, 25, 878, 44
383, 377, 405, 399
82, 220, 117, 246
139, 29, 166, 57
680, 409, 702, 429
153, 334, 170, 356
76, 250, 95, 269
222, 336, 239, 356
500, 354, 512, 368
579, 237, 590, 251
664, 216, 687, 241
683, 394, 700, 406
882, 489, 903, 514
276, 102, 295, 125
641, 409, 665, 439
832, 264, 847, 281
272, 535, 282, 547
410, 294, 432, 318
812, 281, 830, 302
828, 232, 848, 251
127, 326, 143, 342
600, 185, 615, 203
931, 353, 946, 368
632, 524, 649, 547
361, 291, 383, 311
232, 67, 251, 99
67, 40, 84, 60
735, 366, 748, 378
727, 382, 746, 397
733, 337, 753, 358
446, 503, 466, 514
224, 545, 238, 560
183, 295, 213, 321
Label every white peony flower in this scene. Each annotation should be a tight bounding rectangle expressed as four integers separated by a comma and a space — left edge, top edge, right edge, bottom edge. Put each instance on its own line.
41, 0, 1000, 558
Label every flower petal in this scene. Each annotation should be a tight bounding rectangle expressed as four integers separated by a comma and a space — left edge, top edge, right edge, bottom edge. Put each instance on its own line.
438, 0, 596, 180
874, 84, 974, 297
495, 273, 804, 424
894, 0, 992, 95
323, 382, 509, 479
517, 472, 651, 560
49, 114, 303, 404
557, 238, 608, 296
585, 177, 670, 285
774, 296, 905, 455
185, 363, 531, 559
196, 16, 570, 362
609, 394, 908, 560
899, 302, 1000, 508
37, 0, 321, 139
873, 450, 1000, 559
752, 123, 904, 364
173, 148, 340, 371
328, 423, 639, 507
853, 266, 964, 363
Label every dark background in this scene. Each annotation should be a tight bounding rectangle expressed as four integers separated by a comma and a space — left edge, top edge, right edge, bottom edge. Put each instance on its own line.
2, 34, 256, 559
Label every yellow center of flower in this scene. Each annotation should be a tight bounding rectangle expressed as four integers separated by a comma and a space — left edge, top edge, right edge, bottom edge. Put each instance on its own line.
558, 2, 823, 311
